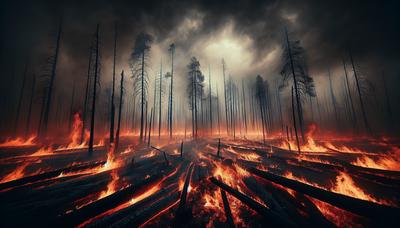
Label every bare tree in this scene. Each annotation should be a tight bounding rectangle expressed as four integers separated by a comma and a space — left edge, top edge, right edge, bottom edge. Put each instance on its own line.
41, 19, 62, 138
109, 23, 118, 143
129, 32, 153, 141
88, 24, 101, 155
280, 28, 316, 142
115, 70, 124, 150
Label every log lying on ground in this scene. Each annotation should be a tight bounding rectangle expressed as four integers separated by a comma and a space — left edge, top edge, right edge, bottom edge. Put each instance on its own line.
111, 191, 181, 227
220, 189, 235, 228
0, 160, 106, 191
209, 177, 295, 228
245, 166, 400, 224
56, 167, 174, 227
87, 184, 178, 227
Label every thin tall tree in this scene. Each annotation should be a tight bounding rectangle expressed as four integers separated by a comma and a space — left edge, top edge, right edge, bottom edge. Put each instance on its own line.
41, 19, 62, 138
349, 49, 371, 134
88, 24, 100, 155
109, 23, 117, 143
115, 70, 124, 150
25, 74, 36, 137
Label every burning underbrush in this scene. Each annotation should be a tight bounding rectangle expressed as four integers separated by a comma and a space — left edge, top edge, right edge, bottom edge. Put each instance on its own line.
0, 137, 399, 227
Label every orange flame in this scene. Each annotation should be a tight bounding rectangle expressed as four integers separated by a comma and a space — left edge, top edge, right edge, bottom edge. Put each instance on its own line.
0, 136, 36, 147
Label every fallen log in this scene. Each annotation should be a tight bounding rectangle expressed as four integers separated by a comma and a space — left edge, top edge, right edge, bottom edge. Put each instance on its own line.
245, 166, 400, 225
87, 184, 179, 227
56, 167, 174, 227
111, 191, 181, 227
0, 160, 106, 191
220, 189, 235, 228
177, 163, 194, 212
209, 177, 295, 228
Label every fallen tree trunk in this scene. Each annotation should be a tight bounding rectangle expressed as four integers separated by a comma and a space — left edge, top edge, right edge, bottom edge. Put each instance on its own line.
56, 167, 174, 227
87, 184, 178, 227
209, 177, 295, 227
220, 189, 235, 228
0, 160, 106, 191
111, 191, 181, 227
245, 166, 400, 224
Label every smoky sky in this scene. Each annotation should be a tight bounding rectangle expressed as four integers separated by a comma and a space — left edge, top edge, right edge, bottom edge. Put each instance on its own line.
1, 0, 400, 128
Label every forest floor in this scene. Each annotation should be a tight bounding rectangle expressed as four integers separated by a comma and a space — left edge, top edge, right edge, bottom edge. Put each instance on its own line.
0, 135, 399, 227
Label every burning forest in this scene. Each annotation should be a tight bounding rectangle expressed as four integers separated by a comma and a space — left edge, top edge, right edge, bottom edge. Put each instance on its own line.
0, 0, 399, 227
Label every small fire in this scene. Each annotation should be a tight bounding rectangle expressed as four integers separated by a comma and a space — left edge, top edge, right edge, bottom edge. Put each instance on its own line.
141, 150, 157, 159
351, 155, 400, 171
57, 113, 89, 150
330, 171, 386, 204
121, 145, 134, 154
0, 136, 36, 147
225, 146, 261, 162
282, 170, 393, 206
276, 124, 328, 153
0, 163, 30, 183
98, 169, 120, 199
324, 142, 368, 154
29, 146, 54, 157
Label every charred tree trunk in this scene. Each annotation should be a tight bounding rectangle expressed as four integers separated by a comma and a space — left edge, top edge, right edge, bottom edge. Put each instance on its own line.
328, 70, 339, 128
343, 60, 357, 134
81, 45, 93, 143
109, 23, 117, 143
14, 58, 29, 136
147, 108, 153, 146
292, 87, 301, 154
68, 81, 76, 133
381, 71, 393, 133
209, 66, 213, 135
285, 28, 305, 142
25, 74, 36, 137
88, 24, 100, 155
41, 20, 62, 138
158, 61, 162, 138
140, 52, 145, 141
115, 70, 124, 150
349, 49, 371, 134
242, 80, 248, 134
169, 44, 175, 139
222, 60, 228, 135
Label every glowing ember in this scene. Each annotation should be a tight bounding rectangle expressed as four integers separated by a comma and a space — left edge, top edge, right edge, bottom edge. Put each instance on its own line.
141, 150, 157, 158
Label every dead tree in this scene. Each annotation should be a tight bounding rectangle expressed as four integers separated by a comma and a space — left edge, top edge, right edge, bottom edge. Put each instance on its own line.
130, 32, 153, 141
109, 23, 117, 143
187, 57, 204, 138
222, 59, 229, 135
208, 66, 213, 135
25, 74, 36, 137
147, 108, 153, 146
343, 59, 357, 134
328, 70, 339, 127
115, 70, 124, 150
14, 58, 29, 136
280, 28, 316, 142
168, 44, 175, 139
241, 80, 248, 134
349, 49, 371, 134
158, 61, 163, 137
88, 24, 100, 155
68, 80, 76, 133
81, 44, 93, 143
291, 87, 301, 154
381, 71, 393, 133
41, 19, 62, 138
255, 75, 267, 143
